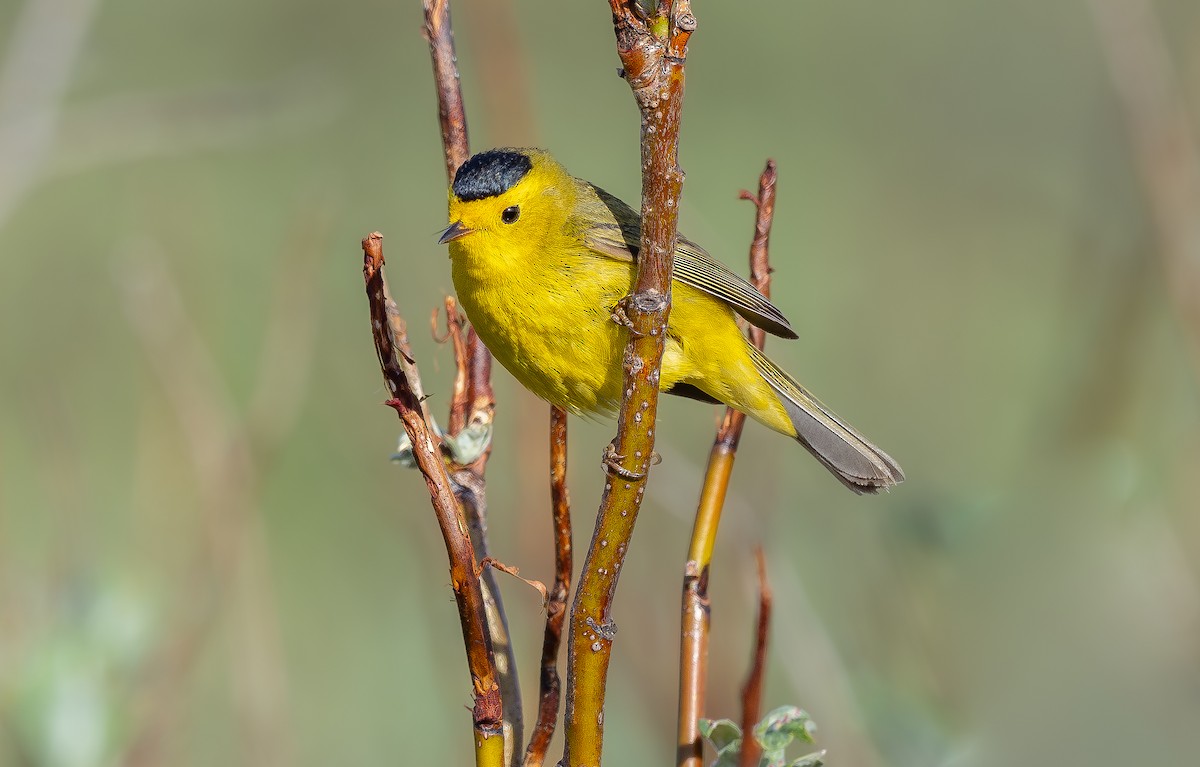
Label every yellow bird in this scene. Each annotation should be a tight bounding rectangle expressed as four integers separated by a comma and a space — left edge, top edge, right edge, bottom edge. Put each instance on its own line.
440, 148, 903, 493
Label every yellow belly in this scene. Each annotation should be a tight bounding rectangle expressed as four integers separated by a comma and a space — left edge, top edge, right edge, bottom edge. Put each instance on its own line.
449, 237, 791, 434
451, 240, 628, 414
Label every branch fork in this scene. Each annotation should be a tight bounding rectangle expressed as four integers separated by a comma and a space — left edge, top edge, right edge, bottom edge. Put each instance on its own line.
360, 231, 505, 761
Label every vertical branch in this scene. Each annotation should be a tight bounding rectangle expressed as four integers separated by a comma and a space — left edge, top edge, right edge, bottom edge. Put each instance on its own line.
524, 405, 573, 767
1088, 0, 1200, 376
466, 328, 495, 439
361, 234, 504, 766
438, 297, 471, 433
461, 0, 537, 146
677, 160, 777, 767
421, 0, 491, 446
423, 0, 470, 180
459, 0, 551, 615
738, 162, 777, 352
440, 298, 523, 764
562, 3, 695, 765
458, 472, 521, 767
738, 548, 773, 767
0, 0, 101, 229
424, 0, 519, 760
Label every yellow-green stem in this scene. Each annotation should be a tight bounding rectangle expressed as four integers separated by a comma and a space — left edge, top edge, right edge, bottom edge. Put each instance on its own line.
676, 160, 778, 767
562, 3, 695, 765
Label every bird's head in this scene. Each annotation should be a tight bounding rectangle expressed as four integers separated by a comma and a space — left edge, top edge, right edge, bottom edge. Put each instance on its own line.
439, 148, 573, 256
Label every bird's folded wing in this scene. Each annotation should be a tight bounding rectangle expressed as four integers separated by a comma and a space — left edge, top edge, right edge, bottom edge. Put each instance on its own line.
582, 218, 798, 340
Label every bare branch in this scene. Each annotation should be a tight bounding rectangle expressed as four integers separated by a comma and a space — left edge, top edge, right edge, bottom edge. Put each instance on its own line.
439, 296, 472, 434
563, 3, 695, 764
738, 548, 773, 767
423, 0, 470, 181
1088, 0, 1200, 376
524, 405, 573, 767
422, 0, 517, 758
677, 160, 777, 767
361, 233, 504, 759
0, 0, 101, 229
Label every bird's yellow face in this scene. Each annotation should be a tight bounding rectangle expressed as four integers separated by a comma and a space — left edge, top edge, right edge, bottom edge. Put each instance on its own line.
440, 148, 573, 267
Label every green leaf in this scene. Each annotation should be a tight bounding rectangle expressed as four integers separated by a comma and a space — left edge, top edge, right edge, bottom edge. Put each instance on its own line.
702, 708, 822, 767
753, 706, 818, 753
699, 718, 742, 752
392, 416, 492, 467
763, 747, 788, 767
789, 749, 827, 767
442, 420, 492, 464
390, 431, 418, 468
711, 750, 742, 767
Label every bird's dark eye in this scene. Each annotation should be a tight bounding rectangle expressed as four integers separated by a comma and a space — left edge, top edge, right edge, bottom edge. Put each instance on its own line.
501, 205, 520, 224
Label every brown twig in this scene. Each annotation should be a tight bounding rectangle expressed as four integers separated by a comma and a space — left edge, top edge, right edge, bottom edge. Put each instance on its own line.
677, 160, 777, 767
423, 0, 470, 180
737, 165, 777, 356
445, 301, 522, 765
466, 328, 495, 442
1088, 0, 1200, 378
459, 0, 551, 616
524, 405, 573, 767
562, 3, 694, 765
437, 297, 471, 433
362, 233, 504, 764
461, 0, 536, 147
423, 0, 519, 760
738, 548, 773, 767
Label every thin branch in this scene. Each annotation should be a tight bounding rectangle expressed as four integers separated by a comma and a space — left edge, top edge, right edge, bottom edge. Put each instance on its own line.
461, 0, 536, 146
423, 0, 470, 182
738, 548, 773, 767
466, 328, 494, 444
737, 164, 777, 357
563, 3, 695, 765
1088, 0, 1200, 377
0, 0, 101, 229
458, 468, 521, 767
439, 297, 473, 434
677, 160, 777, 767
422, 0, 518, 759
523, 405, 573, 767
361, 233, 503, 762
444, 299, 522, 765
436, 305, 517, 752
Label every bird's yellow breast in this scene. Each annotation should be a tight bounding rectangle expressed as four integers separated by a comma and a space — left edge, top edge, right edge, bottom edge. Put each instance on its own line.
450, 231, 633, 415
449, 229, 789, 434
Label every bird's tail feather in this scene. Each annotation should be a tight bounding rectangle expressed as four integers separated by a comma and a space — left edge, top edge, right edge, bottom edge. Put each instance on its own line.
748, 346, 904, 494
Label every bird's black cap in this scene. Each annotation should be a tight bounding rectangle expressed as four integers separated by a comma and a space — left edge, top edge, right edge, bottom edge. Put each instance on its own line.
452, 150, 532, 201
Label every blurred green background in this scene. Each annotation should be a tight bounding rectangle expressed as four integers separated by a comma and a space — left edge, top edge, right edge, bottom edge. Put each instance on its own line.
2, 0, 1198, 765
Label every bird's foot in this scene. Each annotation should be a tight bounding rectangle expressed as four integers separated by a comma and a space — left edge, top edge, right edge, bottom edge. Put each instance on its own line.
602, 442, 647, 480
610, 296, 645, 337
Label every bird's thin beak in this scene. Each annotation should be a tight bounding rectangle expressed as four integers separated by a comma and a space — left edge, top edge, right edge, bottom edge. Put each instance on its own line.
438, 221, 473, 245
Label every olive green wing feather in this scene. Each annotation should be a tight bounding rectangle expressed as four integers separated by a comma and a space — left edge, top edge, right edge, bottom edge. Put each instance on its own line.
577, 181, 798, 339
673, 238, 798, 339
748, 345, 904, 493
